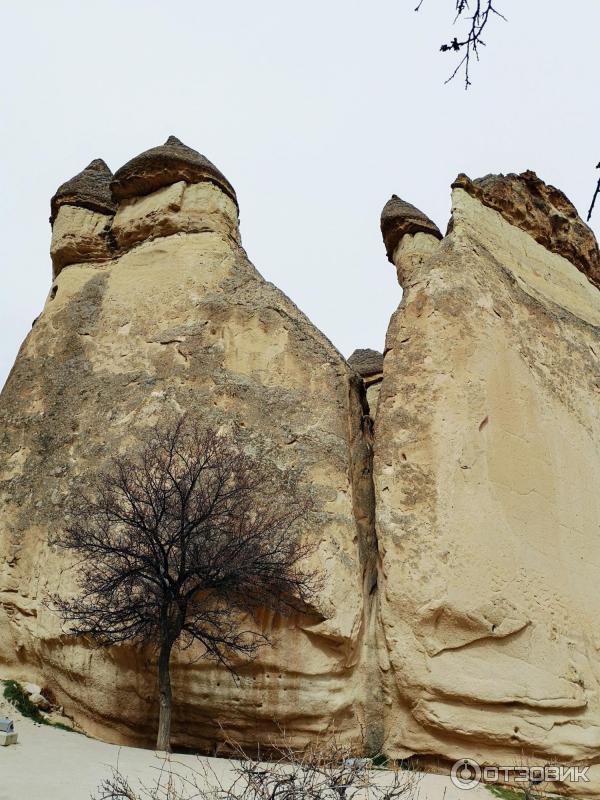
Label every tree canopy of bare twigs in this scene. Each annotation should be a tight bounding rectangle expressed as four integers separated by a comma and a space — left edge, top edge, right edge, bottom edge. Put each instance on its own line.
92, 734, 420, 800
50, 417, 317, 752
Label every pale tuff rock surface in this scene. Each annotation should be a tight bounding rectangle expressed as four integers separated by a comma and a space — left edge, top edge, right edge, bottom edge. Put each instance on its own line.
375, 179, 600, 794
0, 138, 378, 751
2, 151, 600, 795
111, 180, 241, 252
50, 205, 116, 278
453, 171, 600, 289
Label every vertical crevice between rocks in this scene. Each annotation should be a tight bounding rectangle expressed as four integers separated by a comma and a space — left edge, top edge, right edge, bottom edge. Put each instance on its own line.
348, 372, 383, 754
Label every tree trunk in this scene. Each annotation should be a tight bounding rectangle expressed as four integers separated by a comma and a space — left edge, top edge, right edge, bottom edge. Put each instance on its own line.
156, 637, 174, 752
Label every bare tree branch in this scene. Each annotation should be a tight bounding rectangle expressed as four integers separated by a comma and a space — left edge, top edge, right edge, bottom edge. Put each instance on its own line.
587, 164, 600, 222
92, 732, 421, 800
415, 4, 599, 222
416, 0, 507, 88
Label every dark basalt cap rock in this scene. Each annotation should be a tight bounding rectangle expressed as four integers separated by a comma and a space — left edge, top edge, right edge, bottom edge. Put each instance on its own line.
110, 135, 238, 206
453, 171, 600, 289
347, 348, 384, 378
381, 195, 442, 263
50, 159, 116, 224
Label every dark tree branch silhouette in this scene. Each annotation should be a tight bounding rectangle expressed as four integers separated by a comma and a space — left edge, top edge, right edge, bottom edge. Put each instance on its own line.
588, 165, 600, 222
92, 732, 420, 800
50, 417, 317, 752
415, 3, 600, 221
415, 0, 506, 88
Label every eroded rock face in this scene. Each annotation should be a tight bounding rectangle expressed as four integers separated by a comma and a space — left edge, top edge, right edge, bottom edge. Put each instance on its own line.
110, 135, 238, 205
454, 171, 600, 289
0, 139, 379, 751
3, 151, 600, 794
50, 159, 117, 278
376, 178, 600, 793
347, 349, 384, 416
347, 349, 383, 379
50, 158, 116, 223
380, 195, 442, 264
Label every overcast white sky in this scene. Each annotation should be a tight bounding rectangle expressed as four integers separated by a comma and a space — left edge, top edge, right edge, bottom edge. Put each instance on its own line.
1, 0, 599, 389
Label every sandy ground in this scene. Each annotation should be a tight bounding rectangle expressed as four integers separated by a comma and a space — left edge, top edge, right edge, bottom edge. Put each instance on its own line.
0, 700, 492, 800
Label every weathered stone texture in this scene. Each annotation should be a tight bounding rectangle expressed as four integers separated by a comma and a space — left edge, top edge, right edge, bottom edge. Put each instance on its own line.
347, 349, 383, 379
375, 182, 600, 795
454, 170, 600, 289
111, 136, 238, 206
348, 349, 384, 417
380, 195, 442, 264
3, 149, 600, 795
50, 205, 115, 278
0, 140, 377, 752
50, 158, 116, 223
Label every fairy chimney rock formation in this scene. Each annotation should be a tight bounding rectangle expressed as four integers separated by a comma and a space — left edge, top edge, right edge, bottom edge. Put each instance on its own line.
2, 150, 600, 796
109, 136, 241, 251
380, 195, 442, 286
49, 137, 242, 278
1, 137, 377, 753
50, 157, 116, 223
376, 171, 600, 795
50, 158, 116, 277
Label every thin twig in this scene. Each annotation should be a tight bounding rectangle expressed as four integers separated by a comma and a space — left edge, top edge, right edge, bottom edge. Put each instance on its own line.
415, 0, 507, 88
587, 165, 600, 222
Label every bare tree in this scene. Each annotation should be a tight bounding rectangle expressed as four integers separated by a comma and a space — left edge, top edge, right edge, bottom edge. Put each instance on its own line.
50, 417, 317, 752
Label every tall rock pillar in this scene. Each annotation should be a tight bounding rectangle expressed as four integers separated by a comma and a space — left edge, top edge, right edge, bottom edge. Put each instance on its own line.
0, 137, 377, 750
375, 173, 600, 793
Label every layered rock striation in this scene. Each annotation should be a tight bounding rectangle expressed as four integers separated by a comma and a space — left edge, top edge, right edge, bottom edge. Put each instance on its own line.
50, 159, 117, 277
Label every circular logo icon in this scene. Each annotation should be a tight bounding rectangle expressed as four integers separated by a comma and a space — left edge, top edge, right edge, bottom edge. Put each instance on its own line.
451, 758, 482, 790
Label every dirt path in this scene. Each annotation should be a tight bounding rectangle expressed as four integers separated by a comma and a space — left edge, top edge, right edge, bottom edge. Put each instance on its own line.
0, 697, 491, 800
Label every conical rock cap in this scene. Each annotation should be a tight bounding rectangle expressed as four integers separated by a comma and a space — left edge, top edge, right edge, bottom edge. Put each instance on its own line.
110, 135, 237, 206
